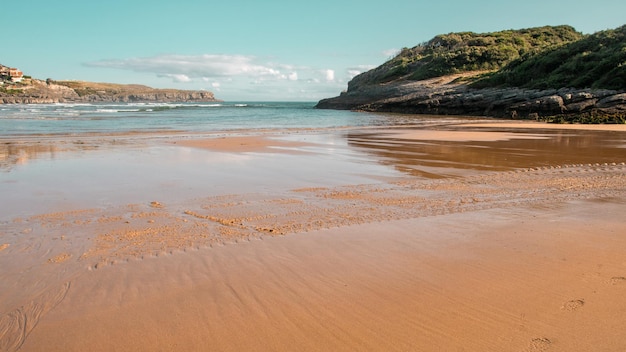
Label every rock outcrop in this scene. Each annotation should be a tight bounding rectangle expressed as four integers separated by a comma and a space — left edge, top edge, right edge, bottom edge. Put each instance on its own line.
316, 74, 625, 122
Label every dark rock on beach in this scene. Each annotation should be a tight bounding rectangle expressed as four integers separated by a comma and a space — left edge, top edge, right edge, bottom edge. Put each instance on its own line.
317, 74, 625, 122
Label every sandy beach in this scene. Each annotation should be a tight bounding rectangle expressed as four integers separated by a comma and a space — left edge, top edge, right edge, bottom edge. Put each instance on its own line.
1, 120, 626, 351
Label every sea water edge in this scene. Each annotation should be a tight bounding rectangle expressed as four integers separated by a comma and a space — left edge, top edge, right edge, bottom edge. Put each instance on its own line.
0, 101, 477, 136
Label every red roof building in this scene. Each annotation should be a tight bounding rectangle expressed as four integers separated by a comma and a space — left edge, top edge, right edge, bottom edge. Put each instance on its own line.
9, 68, 23, 82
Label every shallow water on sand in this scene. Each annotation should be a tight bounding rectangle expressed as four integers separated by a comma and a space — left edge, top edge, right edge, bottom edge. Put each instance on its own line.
2, 121, 626, 220
347, 127, 626, 178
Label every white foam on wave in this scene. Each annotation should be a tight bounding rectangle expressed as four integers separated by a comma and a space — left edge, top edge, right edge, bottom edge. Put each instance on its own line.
95, 108, 141, 113
51, 103, 91, 107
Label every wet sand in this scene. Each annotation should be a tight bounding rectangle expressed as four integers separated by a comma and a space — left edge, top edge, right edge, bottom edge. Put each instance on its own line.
1, 120, 626, 351
175, 135, 318, 153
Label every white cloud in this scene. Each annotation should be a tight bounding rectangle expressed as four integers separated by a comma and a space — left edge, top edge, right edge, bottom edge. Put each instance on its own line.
346, 65, 376, 79
324, 69, 335, 81
347, 70, 362, 79
86, 54, 292, 80
382, 48, 400, 58
85, 54, 352, 101
158, 73, 191, 82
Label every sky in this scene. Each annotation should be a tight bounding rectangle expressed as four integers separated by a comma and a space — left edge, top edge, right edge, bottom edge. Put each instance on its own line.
4, 0, 625, 101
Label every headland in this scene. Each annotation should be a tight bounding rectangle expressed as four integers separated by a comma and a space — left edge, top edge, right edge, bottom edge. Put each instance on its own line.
317, 25, 626, 123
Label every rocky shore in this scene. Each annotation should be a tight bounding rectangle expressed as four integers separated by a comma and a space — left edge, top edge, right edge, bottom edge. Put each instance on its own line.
316, 73, 626, 123
317, 24, 626, 123
0, 79, 219, 104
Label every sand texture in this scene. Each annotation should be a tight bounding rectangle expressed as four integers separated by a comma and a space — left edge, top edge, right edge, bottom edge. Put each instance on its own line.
1, 120, 626, 351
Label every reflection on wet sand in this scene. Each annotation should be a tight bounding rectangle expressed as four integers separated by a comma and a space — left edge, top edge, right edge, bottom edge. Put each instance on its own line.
347, 127, 626, 178
0, 143, 61, 171
0, 140, 107, 172
0, 131, 177, 172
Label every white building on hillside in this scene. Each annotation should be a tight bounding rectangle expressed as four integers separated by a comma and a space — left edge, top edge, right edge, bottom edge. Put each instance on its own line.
9, 68, 23, 82
0, 65, 23, 82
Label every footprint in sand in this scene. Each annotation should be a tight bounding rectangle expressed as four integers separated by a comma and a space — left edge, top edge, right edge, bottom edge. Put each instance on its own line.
47, 253, 71, 264
561, 299, 585, 311
523, 337, 552, 352
610, 276, 626, 285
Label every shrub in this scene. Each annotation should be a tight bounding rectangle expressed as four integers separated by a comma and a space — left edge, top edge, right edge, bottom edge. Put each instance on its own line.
472, 25, 626, 90
362, 25, 583, 86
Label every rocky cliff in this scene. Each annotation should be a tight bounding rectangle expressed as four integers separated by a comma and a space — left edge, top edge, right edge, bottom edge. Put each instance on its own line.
317, 73, 626, 123
0, 79, 219, 104
316, 25, 626, 123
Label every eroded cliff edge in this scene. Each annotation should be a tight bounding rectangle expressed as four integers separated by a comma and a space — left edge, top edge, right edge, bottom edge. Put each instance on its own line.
316, 73, 626, 123
316, 25, 625, 123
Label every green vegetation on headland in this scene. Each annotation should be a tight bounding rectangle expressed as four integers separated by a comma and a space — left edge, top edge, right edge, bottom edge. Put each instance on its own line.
318, 25, 626, 124
352, 25, 583, 87
471, 25, 626, 90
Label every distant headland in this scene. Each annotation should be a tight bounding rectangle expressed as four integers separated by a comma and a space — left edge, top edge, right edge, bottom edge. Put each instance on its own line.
316, 25, 626, 123
0, 64, 220, 104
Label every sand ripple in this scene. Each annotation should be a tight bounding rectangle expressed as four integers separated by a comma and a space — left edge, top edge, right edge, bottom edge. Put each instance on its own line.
3, 163, 624, 268
0, 282, 70, 352
1, 161, 624, 351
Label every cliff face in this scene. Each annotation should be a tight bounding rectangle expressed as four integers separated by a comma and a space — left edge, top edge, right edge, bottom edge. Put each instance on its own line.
316, 25, 626, 123
0, 79, 220, 104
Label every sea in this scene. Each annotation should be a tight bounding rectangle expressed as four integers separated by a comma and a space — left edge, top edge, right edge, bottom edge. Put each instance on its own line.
1, 101, 455, 219
0, 101, 427, 136
3, 102, 625, 220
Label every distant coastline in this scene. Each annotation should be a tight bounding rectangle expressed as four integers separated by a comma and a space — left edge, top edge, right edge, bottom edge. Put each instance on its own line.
0, 66, 220, 104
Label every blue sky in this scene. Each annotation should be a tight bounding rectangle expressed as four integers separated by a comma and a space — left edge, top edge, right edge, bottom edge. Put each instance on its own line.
5, 0, 625, 101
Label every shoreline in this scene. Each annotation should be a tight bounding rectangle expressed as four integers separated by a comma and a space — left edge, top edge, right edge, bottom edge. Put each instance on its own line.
2, 121, 626, 351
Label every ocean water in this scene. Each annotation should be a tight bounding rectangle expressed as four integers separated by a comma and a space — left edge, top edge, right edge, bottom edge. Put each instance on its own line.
0, 102, 495, 219
0, 101, 401, 136
3, 102, 625, 221
1, 101, 434, 218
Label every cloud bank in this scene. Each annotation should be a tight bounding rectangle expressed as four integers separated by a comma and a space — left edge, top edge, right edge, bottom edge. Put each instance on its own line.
86, 54, 334, 83
85, 54, 374, 100
88, 54, 273, 78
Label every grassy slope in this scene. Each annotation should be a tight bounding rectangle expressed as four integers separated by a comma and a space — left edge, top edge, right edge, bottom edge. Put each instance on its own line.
472, 25, 626, 90
350, 25, 583, 89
